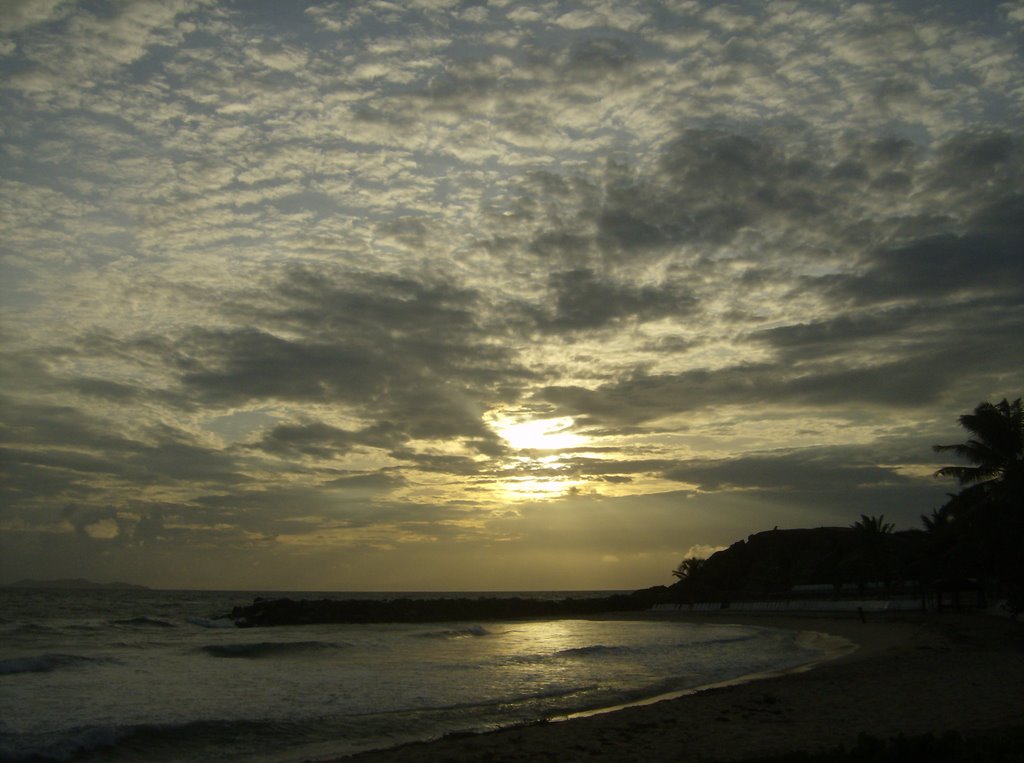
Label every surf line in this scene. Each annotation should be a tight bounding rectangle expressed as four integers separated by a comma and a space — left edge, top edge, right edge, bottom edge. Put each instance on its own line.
547, 628, 859, 723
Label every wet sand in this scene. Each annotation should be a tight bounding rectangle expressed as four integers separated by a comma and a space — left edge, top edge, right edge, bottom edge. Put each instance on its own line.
332, 611, 1024, 762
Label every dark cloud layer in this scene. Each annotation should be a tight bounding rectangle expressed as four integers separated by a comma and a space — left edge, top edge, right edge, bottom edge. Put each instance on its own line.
176, 268, 528, 448
543, 268, 697, 330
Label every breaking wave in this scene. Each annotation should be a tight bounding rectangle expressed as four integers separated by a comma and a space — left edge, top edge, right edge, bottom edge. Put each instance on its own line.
187, 616, 237, 629
415, 625, 493, 639
555, 644, 633, 658
200, 640, 349, 658
0, 717, 305, 762
0, 653, 111, 676
112, 616, 176, 628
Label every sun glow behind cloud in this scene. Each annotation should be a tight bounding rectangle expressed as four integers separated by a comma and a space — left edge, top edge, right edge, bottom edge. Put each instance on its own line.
491, 415, 588, 452
487, 413, 591, 500
500, 475, 587, 501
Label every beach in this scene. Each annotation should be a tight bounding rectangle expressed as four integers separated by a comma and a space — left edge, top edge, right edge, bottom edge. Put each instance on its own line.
336, 611, 1024, 762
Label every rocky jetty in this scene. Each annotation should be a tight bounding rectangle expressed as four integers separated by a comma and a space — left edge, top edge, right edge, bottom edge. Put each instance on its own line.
227, 588, 668, 627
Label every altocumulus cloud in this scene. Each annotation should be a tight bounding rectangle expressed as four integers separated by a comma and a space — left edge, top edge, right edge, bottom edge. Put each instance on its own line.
0, 0, 1021, 590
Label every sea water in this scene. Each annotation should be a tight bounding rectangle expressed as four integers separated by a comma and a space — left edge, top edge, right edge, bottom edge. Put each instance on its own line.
0, 589, 841, 762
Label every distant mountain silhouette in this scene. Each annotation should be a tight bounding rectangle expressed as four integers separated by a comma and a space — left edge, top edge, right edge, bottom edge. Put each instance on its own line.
4, 578, 150, 590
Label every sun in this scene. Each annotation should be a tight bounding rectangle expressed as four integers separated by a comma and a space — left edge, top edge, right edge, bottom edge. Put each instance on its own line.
484, 410, 591, 501
491, 415, 587, 451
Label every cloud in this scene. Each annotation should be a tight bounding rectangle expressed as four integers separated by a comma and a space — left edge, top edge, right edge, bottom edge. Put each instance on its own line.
252, 421, 401, 459
564, 37, 636, 74
6, 0, 204, 96
681, 543, 727, 561
322, 472, 407, 492
824, 231, 1023, 304
0, 399, 245, 491
83, 517, 119, 540
1, 0, 1021, 589
662, 446, 913, 493
541, 268, 696, 331
539, 354, 953, 428
169, 267, 530, 449
0, 0, 70, 35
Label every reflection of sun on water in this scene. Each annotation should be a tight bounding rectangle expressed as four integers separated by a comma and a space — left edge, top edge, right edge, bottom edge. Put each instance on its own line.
487, 412, 589, 500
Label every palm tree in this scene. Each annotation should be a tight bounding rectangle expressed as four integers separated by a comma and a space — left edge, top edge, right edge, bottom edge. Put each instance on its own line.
920, 500, 974, 609
671, 557, 706, 581
933, 397, 1023, 513
853, 514, 894, 535
850, 514, 894, 594
933, 397, 1023, 609
671, 556, 707, 608
921, 506, 952, 533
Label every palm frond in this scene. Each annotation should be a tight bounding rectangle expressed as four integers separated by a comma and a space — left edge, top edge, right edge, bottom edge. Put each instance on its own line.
934, 397, 1022, 510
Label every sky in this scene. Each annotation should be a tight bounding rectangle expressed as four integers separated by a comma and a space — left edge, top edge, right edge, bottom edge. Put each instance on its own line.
1, 0, 1022, 591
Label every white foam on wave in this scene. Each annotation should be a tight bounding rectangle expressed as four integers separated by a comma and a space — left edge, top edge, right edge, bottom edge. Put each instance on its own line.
0, 723, 126, 762
187, 616, 237, 629
0, 653, 108, 676
555, 644, 632, 658
200, 640, 350, 658
416, 624, 494, 639
113, 616, 176, 628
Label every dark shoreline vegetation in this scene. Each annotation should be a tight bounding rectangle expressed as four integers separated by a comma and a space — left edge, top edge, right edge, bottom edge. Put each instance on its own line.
672, 397, 1024, 617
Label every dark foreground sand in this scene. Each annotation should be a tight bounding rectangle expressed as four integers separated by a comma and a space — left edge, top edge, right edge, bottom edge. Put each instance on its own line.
333, 611, 1024, 762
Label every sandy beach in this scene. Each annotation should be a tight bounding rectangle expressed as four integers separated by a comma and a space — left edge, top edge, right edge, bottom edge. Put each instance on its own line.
334, 611, 1024, 762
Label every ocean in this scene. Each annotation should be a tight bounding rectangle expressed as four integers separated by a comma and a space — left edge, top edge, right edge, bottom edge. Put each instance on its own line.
0, 588, 844, 762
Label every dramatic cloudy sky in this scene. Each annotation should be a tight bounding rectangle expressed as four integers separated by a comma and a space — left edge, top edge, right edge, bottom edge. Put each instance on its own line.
1, 0, 1022, 591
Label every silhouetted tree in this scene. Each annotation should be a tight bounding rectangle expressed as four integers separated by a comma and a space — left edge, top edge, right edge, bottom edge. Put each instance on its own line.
934, 398, 1023, 515
920, 500, 974, 609
670, 556, 707, 606
850, 514, 894, 593
672, 556, 706, 581
921, 506, 952, 534
934, 398, 1023, 499
934, 397, 1024, 610
853, 514, 895, 535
